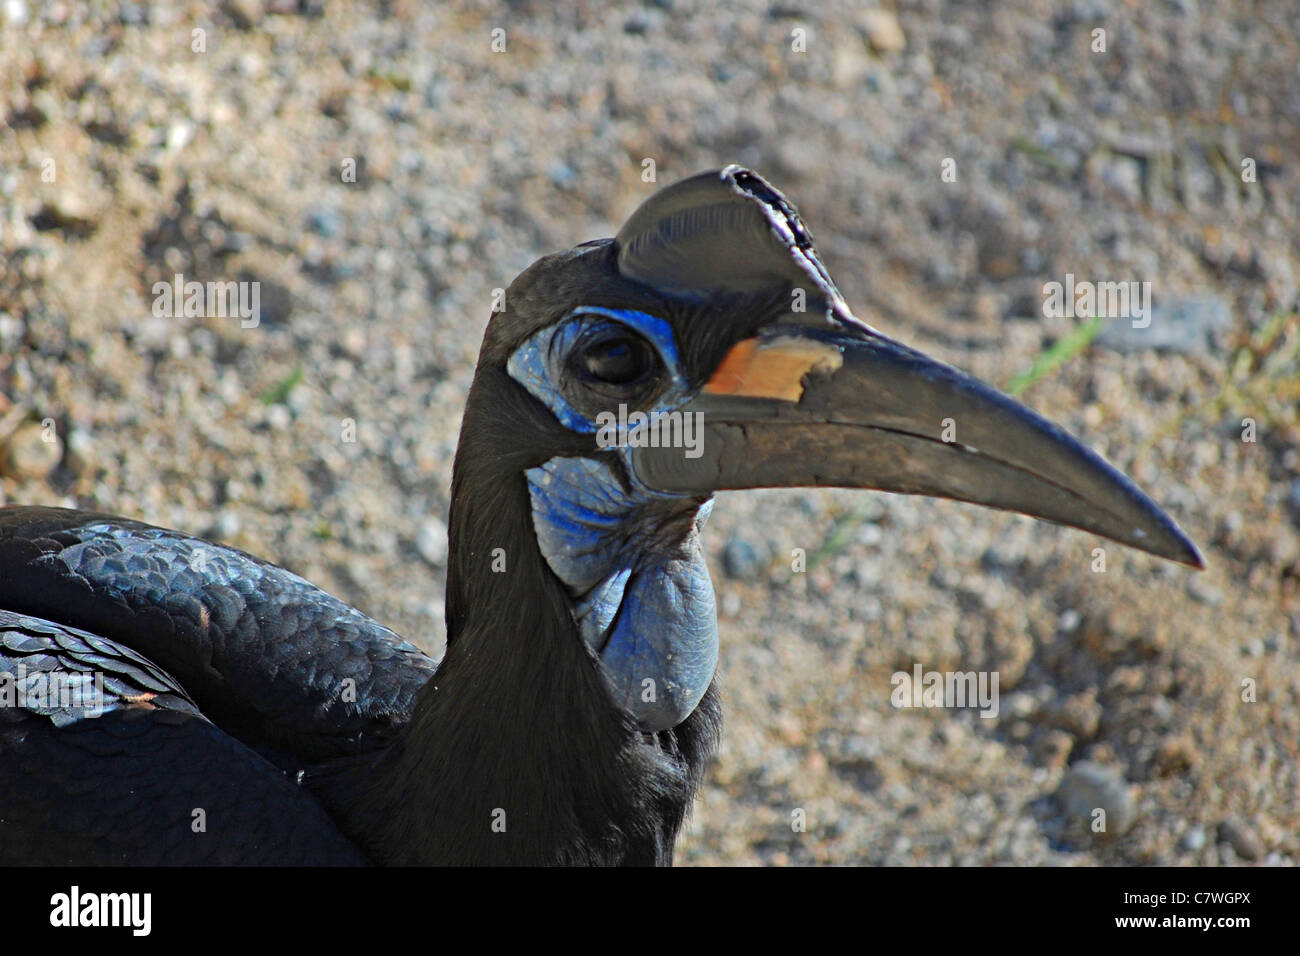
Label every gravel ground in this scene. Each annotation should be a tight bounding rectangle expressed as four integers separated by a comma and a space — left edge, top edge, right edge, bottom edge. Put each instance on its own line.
1, 0, 1297, 865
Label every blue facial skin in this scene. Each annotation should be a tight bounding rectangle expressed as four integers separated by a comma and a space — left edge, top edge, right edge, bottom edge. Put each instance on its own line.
507, 308, 718, 733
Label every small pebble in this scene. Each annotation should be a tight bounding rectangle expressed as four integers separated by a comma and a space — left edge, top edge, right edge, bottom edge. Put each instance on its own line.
720, 590, 742, 617
266, 404, 292, 430
307, 207, 344, 238
1056, 761, 1136, 835
860, 10, 906, 53
1217, 819, 1262, 861
416, 517, 449, 566
216, 513, 242, 541
2, 423, 62, 480
722, 536, 765, 579
64, 429, 96, 475
1179, 825, 1207, 852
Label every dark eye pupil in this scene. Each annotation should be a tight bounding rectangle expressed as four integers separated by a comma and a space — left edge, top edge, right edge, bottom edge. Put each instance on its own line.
582, 337, 650, 384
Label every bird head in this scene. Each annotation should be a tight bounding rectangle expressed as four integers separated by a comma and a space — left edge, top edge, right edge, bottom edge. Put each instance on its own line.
454, 165, 1202, 736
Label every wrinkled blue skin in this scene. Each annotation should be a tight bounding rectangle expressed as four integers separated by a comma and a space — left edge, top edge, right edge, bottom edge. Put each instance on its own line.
507, 308, 717, 732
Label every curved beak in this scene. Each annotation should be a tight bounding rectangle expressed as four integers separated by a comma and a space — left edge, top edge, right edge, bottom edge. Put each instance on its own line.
629, 323, 1204, 568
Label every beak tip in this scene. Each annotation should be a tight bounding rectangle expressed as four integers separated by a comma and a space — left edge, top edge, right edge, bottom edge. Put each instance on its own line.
1183, 540, 1208, 571
1131, 502, 1205, 569
1148, 523, 1205, 569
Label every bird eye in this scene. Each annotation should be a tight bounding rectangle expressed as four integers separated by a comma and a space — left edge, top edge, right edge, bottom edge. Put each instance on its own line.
576, 332, 655, 386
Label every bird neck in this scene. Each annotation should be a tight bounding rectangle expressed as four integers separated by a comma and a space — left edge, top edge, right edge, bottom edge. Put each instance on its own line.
322, 366, 721, 864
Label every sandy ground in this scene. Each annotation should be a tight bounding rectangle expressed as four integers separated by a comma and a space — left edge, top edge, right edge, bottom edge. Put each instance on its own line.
1, 0, 1297, 865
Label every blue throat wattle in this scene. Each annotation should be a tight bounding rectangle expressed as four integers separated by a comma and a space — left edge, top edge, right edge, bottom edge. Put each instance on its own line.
525, 457, 716, 733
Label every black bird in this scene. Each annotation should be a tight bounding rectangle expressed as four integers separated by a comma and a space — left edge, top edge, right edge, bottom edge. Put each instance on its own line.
0, 167, 1202, 865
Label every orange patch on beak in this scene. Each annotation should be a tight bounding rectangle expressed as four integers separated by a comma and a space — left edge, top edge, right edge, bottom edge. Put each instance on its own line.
703, 336, 844, 402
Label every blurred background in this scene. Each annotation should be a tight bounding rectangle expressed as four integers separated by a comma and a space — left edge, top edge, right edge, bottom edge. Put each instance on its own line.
1, 0, 1296, 864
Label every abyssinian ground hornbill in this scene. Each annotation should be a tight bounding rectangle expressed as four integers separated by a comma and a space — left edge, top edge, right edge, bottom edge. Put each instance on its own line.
0, 167, 1202, 865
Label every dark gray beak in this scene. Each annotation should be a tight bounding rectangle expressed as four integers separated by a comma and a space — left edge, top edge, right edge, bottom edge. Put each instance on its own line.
629, 322, 1204, 568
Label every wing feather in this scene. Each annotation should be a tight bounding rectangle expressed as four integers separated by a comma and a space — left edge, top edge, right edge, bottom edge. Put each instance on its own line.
0, 506, 439, 767
0, 609, 368, 864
